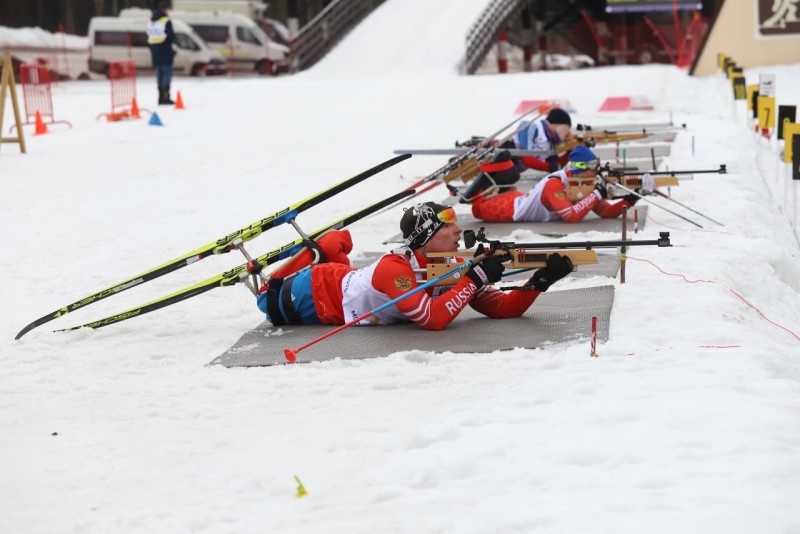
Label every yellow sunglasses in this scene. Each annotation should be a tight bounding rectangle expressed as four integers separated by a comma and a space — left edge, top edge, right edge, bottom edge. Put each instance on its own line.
436, 207, 457, 224
570, 159, 600, 171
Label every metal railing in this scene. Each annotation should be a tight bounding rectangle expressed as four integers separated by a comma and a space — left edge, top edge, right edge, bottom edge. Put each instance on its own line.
463, 0, 522, 74
290, 0, 385, 73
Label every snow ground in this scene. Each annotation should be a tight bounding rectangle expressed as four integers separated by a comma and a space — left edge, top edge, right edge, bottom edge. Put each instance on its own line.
2, 0, 800, 532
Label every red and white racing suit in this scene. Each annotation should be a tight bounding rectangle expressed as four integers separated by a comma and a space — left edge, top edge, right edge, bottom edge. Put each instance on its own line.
472, 173, 633, 224
258, 230, 541, 330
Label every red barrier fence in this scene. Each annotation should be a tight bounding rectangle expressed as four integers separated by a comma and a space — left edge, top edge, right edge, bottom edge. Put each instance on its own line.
97, 59, 148, 121
9, 64, 71, 132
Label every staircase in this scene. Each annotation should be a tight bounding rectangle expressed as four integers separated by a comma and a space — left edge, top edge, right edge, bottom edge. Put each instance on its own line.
289, 0, 386, 73
464, 0, 606, 74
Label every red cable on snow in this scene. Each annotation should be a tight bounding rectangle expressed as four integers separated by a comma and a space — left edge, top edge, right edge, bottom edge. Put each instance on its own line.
627, 256, 800, 342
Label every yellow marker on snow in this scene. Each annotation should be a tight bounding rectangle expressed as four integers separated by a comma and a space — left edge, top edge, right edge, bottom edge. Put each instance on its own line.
294, 475, 308, 498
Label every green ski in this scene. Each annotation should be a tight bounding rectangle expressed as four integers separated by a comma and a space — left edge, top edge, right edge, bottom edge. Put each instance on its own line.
56, 190, 416, 333
15, 154, 411, 339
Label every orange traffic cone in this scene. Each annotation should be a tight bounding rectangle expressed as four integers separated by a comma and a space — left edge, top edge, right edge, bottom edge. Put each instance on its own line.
130, 97, 141, 119
174, 91, 185, 110
33, 110, 49, 135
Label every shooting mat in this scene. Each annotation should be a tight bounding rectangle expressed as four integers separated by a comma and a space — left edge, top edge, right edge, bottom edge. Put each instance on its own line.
211, 285, 614, 367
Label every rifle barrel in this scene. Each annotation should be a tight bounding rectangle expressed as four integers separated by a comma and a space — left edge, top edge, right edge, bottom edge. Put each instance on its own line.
505, 237, 671, 249
605, 164, 726, 177
466, 229, 671, 249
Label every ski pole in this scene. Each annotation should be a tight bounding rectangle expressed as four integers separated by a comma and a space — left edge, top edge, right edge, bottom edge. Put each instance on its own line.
283, 252, 489, 363
651, 190, 725, 226
605, 180, 704, 228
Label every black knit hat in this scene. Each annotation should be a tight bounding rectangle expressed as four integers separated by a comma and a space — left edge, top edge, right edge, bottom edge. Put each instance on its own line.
401, 202, 449, 249
547, 108, 572, 127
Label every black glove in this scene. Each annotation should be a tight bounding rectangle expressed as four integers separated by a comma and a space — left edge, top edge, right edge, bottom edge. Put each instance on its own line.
499, 139, 516, 149
456, 136, 484, 148
528, 253, 574, 292
594, 181, 610, 199
621, 193, 640, 205
494, 149, 513, 162
466, 246, 509, 288
510, 155, 527, 173
546, 155, 559, 173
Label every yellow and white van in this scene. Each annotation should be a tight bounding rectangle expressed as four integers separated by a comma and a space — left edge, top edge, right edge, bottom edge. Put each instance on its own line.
88, 15, 225, 77
121, 8, 290, 75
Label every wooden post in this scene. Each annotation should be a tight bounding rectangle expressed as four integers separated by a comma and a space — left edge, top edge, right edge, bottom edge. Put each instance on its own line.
0, 52, 27, 154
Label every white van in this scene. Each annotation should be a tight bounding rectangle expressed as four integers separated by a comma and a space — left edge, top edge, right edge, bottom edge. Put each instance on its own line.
172, 0, 268, 20
169, 1, 291, 47
88, 15, 225, 77
134, 9, 290, 75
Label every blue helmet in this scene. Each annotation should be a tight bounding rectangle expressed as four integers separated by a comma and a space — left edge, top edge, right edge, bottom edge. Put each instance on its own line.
566, 146, 599, 172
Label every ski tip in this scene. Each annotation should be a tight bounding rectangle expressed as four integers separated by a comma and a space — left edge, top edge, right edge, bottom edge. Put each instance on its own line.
284, 348, 298, 363
397, 153, 412, 161
14, 324, 33, 340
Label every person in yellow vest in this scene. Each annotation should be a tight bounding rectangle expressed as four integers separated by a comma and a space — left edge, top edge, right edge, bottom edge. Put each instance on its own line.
146, 1, 176, 105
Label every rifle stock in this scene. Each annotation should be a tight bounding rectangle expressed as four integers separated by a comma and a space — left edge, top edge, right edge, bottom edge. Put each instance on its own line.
565, 176, 679, 202
558, 131, 651, 152
443, 157, 482, 184
425, 250, 598, 286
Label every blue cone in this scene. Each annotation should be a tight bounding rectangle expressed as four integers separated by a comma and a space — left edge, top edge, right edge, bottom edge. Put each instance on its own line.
148, 112, 163, 126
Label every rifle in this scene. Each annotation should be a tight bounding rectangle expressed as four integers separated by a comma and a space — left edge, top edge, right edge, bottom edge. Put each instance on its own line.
464, 227, 670, 251
556, 131, 651, 153
406, 125, 677, 163
599, 163, 727, 177
494, 128, 664, 159
564, 174, 680, 203
599, 164, 726, 227
423, 228, 672, 286
456, 167, 681, 205
380, 103, 557, 214
575, 122, 687, 132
